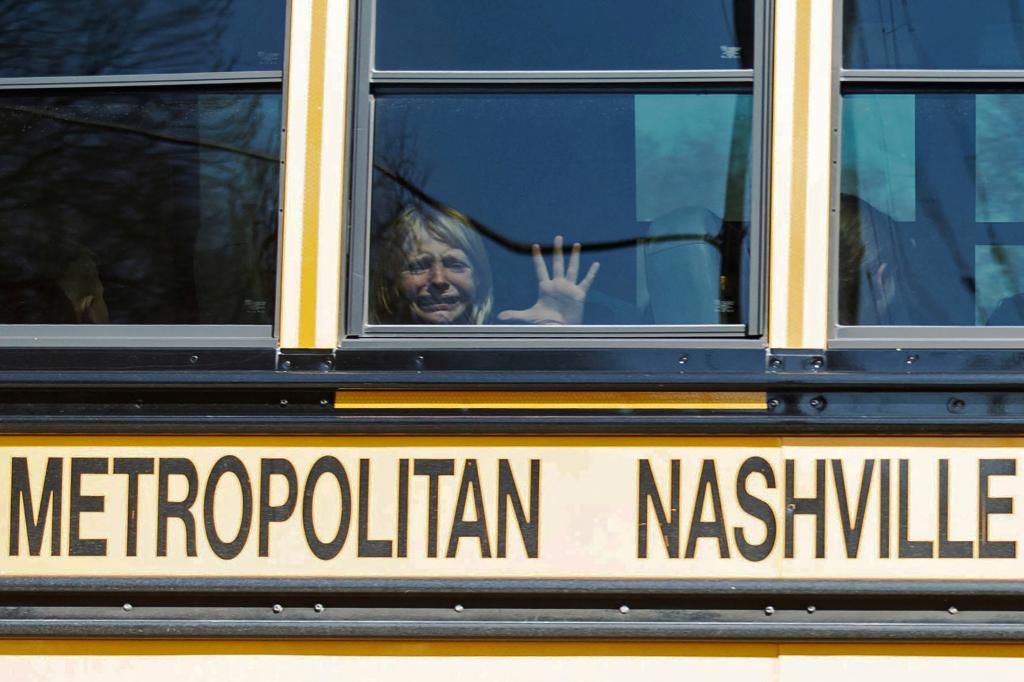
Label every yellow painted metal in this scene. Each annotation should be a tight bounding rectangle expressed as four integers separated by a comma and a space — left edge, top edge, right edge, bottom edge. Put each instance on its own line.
333, 390, 768, 410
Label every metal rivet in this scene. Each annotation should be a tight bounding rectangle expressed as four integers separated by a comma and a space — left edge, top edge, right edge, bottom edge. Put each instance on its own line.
769, 357, 783, 369
906, 354, 918, 365
314, 604, 324, 613
810, 357, 823, 370
948, 606, 958, 615
768, 398, 780, 409
787, 503, 796, 512
454, 604, 464, 613
807, 605, 816, 614
320, 359, 334, 371
810, 396, 826, 410
678, 355, 688, 365
123, 603, 133, 612
272, 604, 283, 614
188, 355, 199, 365
280, 398, 289, 407
619, 605, 630, 614
764, 606, 775, 615
280, 360, 292, 371
320, 398, 330, 407
948, 398, 966, 413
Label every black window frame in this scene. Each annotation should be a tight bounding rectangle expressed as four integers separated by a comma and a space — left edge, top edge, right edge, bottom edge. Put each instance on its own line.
830, 0, 1024, 348
0, 1, 289, 348
343, 0, 774, 349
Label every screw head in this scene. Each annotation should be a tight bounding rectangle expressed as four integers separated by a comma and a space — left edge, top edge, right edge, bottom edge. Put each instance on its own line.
769, 357, 783, 369
947, 398, 966, 413
906, 354, 918, 365
188, 355, 199, 365
314, 603, 324, 613
807, 605, 816, 614
810, 357, 823, 370
678, 355, 688, 365
809, 396, 827, 411
454, 604, 464, 613
272, 604, 283, 614
768, 398, 780, 409
123, 603, 133, 612
948, 606, 959, 615
320, 398, 330, 407
619, 605, 630, 614
764, 606, 775, 615
280, 360, 292, 371
280, 398, 289, 407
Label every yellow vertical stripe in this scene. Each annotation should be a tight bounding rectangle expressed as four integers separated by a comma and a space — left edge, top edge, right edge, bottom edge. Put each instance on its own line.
298, 0, 329, 348
784, 1, 813, 346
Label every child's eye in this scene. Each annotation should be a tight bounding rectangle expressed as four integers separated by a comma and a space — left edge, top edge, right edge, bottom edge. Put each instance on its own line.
403, 257, 432, 273
443, 257, 470, 272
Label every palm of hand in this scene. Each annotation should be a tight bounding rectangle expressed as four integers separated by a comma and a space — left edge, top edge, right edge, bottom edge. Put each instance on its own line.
497, 236, 599, 325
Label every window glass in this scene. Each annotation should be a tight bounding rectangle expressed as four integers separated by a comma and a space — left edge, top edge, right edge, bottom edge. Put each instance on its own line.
844, 0, 1024, 70
0, 89, 281, 324
368, 91, 752, 327
839, 90, 1024, 327
375, 0, 754, 71
0, 0, 286, 77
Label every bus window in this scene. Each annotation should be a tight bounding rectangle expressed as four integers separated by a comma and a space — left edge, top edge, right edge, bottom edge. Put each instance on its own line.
347, 0, 769, 339
835, 1, 1024, 343
0, 1, 285, 341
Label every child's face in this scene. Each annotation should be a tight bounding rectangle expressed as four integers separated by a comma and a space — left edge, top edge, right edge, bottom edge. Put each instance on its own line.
398, 231, 477, 323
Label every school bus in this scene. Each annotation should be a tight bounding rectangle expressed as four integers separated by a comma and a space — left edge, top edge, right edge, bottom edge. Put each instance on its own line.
4, 0, 1024, 679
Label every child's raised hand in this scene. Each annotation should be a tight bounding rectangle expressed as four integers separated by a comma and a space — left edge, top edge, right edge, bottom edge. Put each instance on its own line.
497, 235, 599, 325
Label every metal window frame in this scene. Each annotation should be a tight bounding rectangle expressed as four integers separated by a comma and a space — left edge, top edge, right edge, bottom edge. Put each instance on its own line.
829, 0, 1024, 348
342, 0, 773, 349
0, 4, 290, 348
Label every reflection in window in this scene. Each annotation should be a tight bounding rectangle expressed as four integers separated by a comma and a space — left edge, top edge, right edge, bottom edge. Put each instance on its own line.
844, 0, 1024, 70
0, 90, 281, 324
368, 92, 751, 327
0, 0, 285, 77
376, 0, 754, 71
839, 91, 1024, 327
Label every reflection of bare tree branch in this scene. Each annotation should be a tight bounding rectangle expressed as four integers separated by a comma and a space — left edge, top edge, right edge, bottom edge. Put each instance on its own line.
0, 103, 277, 162
374, 163, 729, 255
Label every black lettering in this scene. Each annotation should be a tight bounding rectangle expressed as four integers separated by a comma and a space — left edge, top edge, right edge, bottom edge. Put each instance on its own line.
734, 456, 776, 562
302, 456, 352, 560
414, 459, 455, 558
497, 459, 539, 559
832, 459, 873, 559
785, 459, 826, 558
938, 459, 973, 558
114, 458, 154, 557
397, 459, 409, 558
685, 459, 729, 559
637, 459, 680, 559
9, 457, 62, 556
358, 459, 393, 558
446, 460, 491, 558
880, 459, 891, 558
898, 459, 933, 558
157, 458, 199, 557
203, 455, 253, 560
979, 459, 1016, 559
69, 458, 107, 557
258, 458, 297, 557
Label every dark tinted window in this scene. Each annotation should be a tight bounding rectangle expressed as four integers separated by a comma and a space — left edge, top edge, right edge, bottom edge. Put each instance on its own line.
0, 0, 285, 77
376, 0, 754, 71
845, 0, 1024, 70
0, 90, 281, 325
368, 92, 752, 327
839, 91, 1024, 326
